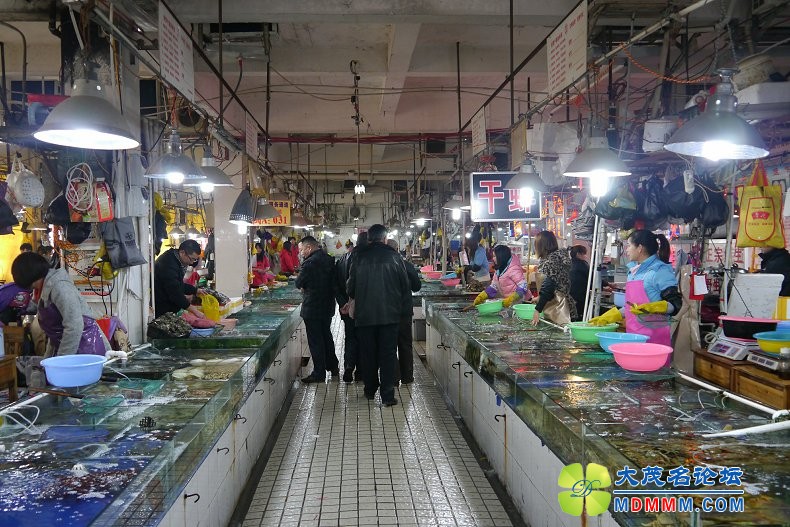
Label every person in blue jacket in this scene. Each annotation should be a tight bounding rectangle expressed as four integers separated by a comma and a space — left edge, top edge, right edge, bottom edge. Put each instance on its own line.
590, 230, 682, 350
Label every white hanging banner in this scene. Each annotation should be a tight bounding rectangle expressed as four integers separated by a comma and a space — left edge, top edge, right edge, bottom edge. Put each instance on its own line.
158, 1, 195, 102
245, 113, 258, 159
471, 107, 487, 156
546, 0, 588, 95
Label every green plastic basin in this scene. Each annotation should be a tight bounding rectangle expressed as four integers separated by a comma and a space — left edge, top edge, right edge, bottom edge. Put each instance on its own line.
567, 322, 618, 343
512, 304, 537, 319
476, 299, 504, 315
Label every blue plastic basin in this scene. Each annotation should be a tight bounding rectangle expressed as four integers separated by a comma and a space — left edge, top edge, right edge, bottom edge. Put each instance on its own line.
41, 355, 107, 387
596, 332, 649, 353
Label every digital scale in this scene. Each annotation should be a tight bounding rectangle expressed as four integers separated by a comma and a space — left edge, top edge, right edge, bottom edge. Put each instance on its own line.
707, 336, 760, 361
747, 348, 790, 375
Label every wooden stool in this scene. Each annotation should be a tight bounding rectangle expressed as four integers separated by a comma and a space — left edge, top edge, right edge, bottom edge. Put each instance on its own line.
3, 326, 25, 357
0, 356, 17, 402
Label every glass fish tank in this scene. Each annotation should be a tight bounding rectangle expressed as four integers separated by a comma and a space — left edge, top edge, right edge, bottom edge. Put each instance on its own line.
0, 298, 303, 526
425, 300, 790, 526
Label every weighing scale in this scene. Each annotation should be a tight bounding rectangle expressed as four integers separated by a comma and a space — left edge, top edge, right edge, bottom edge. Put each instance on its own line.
707, 336, 760, 361
747, 348, 790, 375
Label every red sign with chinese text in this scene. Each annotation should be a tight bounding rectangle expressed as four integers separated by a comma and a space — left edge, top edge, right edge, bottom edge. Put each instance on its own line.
469, 172, 542, 222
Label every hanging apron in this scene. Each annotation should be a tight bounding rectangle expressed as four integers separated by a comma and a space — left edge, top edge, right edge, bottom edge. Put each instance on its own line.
37, 302, 106, 356
625, 280, 672, 366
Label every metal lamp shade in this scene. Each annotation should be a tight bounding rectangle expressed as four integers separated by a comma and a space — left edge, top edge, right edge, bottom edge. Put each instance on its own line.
229, 188, 255, 225
185, 225, 201, 237
663, 110, 768, 161
146, 132, 204, 181
169, 225, 185, 237
564, 146, 631, 178
413, 208, 431, 221
442, 195, 466, 210
504, 172, 547, 191
254, 199, 280, 220
184, 153, 234, 191
291, 212, 309, 228
34, 79, 139, 150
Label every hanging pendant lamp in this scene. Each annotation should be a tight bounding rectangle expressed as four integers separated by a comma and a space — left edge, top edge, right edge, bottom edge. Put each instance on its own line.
291, 210, 309, 228
145, 131, 204, 184
254, 197, 280, 221
664, 69, 769, 161
564, 136, 631, 178
169, 225, 185, 237
184, 149, 234, 192
229, 187, 255, 225
34, 77, 139, 150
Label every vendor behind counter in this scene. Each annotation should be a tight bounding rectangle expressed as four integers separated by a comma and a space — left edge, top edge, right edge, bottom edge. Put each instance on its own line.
154, 239, 205, 319
11, 252, 108, 356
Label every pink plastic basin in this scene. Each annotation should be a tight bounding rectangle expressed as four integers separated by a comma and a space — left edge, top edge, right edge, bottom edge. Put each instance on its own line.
423, 271, 443, 280
441, 278, 461, 286
420, 265, 435, 273
608, 343, 673, 372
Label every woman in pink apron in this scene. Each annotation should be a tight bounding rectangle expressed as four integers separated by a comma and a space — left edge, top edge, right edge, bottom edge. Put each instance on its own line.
11, 252, 107, 356
590, 230, 682, 356
473, 245, 532, 307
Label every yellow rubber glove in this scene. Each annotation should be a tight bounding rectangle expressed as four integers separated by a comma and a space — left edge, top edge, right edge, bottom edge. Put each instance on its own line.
588, 307, 623, 326
473, 291, 488, 306
502, 292, 520, 308
630, 300, 669, 315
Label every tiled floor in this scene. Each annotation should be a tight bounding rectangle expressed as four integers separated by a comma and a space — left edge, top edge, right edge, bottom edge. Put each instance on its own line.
240, 316, 515, 527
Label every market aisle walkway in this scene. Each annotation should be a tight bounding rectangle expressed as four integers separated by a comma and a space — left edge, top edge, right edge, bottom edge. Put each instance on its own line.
239, 316, 516, 527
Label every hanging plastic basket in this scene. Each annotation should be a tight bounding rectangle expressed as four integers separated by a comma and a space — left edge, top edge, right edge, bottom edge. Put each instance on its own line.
9, 156, 45, 208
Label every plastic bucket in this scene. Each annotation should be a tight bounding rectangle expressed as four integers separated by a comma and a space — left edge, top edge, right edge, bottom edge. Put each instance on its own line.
41, 355, 107, 388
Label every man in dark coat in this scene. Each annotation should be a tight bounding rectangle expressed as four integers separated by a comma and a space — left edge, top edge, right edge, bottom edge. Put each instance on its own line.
387, 239, 421, 384
759, 246, 790, 296
347, 224, 412, 406
296, 236, 339, 383
335, 232, 368, 383
153, 239, 205, 319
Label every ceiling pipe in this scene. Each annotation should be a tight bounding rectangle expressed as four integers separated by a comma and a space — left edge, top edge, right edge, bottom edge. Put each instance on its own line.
218, 0, 223, 126
524, 0, 720, 122
462, 0, 720, 132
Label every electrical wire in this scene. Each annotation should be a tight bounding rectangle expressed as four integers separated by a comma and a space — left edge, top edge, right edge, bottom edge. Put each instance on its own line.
65, 163, 95, 213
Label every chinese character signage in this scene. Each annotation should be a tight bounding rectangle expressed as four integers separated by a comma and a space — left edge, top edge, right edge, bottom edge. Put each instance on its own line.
469, 171, 542, 222
546, 0, 587, 95
158, 1, 195, 102
471, 108, 487, 156
252, 200, 291, 227
245, 113, 258, 159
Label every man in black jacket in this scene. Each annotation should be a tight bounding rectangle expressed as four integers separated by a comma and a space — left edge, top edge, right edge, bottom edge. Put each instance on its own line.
387, 239, 421, 384
335, 233, 368, 383
153, 239, 205, 319
348, 225, 412, 406
759, 245, 790, 296
296, 236, 339, 383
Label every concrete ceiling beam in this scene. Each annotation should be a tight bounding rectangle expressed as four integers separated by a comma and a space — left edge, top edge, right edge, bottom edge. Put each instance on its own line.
379, 23, 421, 125
198, 44, 551, 76
169, 0, 578, 25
